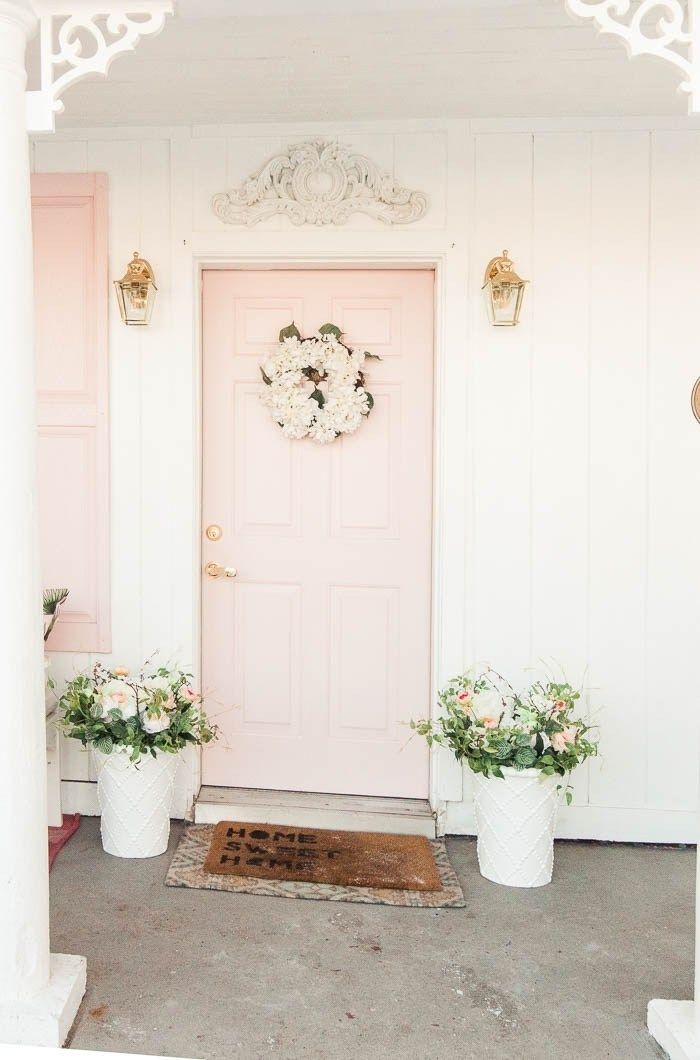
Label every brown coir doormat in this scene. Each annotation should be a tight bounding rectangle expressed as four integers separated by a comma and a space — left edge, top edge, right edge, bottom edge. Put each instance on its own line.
166, 825, 465, 907
203, 820, 442, 891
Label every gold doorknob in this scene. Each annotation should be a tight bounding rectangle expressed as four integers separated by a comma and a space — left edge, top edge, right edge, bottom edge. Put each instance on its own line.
205, 562, 238, 579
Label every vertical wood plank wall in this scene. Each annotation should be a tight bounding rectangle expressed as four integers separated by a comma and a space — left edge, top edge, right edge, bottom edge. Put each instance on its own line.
32, 120, 700, 838
462, 124, 700, 839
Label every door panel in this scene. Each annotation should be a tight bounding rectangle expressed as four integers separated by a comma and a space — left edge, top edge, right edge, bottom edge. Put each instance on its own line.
202, 269, 433, 798
32, 172, 111, 653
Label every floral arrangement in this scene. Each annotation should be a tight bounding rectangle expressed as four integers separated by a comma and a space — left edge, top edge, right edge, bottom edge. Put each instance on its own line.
259, 322, 378, 443
411, 668, 598, 802
59, 662, 218, 763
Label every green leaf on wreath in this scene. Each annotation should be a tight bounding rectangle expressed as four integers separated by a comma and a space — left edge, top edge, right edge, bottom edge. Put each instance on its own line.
310, 388, 325, 408
260, 366, 272, 385
366, 393, 374, 413
278, 322, 301, 342
364, 351, 381, 360
318, 323, 342, 339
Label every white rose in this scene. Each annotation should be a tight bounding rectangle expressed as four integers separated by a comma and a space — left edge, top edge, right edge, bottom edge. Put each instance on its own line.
99, 679, 138, 720
471, 688, 506, 722
141, 709, 172, 734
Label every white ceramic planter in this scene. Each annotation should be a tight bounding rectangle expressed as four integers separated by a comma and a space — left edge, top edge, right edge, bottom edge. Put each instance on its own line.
472, 766, 561, 888
93, 748, 178, 858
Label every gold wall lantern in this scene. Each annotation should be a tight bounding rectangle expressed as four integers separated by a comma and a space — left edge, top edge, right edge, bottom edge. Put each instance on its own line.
482, 249, 528, 326
114, 251, 157, 325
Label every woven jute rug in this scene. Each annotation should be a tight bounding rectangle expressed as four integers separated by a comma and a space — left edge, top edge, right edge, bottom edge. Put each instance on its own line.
165, 823, 465, 908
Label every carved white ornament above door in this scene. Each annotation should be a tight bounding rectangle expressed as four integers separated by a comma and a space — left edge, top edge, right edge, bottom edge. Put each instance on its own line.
564, 0, 700, 113
211, 140, 429, 227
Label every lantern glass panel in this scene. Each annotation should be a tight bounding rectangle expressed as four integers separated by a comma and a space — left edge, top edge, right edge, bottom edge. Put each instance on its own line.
114, 278, 157, 325
486, 280, 525, 326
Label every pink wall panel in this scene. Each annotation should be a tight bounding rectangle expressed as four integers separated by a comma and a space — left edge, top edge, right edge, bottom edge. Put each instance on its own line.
32, 173, 111, 652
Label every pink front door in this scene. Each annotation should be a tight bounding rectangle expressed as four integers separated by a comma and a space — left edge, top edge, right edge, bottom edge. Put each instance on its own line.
201, 269, 434, 798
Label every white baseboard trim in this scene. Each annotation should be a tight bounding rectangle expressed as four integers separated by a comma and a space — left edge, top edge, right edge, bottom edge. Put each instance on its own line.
60, 779, 192, 820
60, 780, 99, 816
445, 801, 697, 844
61, 779, 696, 844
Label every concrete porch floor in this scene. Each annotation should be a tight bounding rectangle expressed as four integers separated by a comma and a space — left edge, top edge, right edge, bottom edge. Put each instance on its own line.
50, 819, 691, 1059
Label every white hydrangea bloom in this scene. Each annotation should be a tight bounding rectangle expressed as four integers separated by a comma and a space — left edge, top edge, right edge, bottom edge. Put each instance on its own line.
259, 330, 376, 443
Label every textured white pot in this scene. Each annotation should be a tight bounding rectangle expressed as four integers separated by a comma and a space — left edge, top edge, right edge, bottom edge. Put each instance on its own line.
472, 766, 561, 888
93, 749, 178, 858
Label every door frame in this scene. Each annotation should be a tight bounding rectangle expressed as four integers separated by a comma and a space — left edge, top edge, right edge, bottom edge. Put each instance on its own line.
189, 249, 462, 823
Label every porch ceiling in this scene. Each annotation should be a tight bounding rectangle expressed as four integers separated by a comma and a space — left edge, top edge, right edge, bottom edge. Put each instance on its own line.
26, 0, 685, 128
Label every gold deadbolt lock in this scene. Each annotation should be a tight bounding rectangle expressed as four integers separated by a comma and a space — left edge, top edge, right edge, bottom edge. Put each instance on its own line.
205, 524, 223, 541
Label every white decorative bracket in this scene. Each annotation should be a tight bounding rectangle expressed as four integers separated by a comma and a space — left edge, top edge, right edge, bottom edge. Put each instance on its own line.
564, 0, 700, 113
26, 1, 173, 133
212, 139, 429, 227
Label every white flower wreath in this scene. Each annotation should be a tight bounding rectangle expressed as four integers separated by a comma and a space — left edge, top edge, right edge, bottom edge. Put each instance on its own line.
259, 322, 378, 444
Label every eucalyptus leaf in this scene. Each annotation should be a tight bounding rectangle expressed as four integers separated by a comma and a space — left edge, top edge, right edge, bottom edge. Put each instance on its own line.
310, 388, 325, 408
260, 366, 272, 385
318, 323, 342, 339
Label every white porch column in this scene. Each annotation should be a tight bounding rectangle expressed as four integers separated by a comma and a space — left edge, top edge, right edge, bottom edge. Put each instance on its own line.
0, 0, 85, 1046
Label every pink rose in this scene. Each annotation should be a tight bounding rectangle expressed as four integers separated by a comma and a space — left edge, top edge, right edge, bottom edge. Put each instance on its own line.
552, 699, 567, 713
181, 686, 200, 703
481, 716, 499, 729
552, 727, 577, 752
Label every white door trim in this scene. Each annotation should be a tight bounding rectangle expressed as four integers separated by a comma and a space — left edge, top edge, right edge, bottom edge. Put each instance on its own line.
186, 247, 467, 827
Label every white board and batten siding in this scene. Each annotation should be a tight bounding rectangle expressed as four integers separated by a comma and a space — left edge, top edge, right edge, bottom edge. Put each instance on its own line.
32, 118, 700, 840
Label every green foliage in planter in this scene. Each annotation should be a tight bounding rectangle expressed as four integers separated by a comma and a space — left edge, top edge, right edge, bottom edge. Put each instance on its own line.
58, 662, 219, 764
411, 669, 598, 803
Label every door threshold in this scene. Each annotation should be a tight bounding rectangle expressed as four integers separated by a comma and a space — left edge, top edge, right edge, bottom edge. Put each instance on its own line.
194, 786, 436, 838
